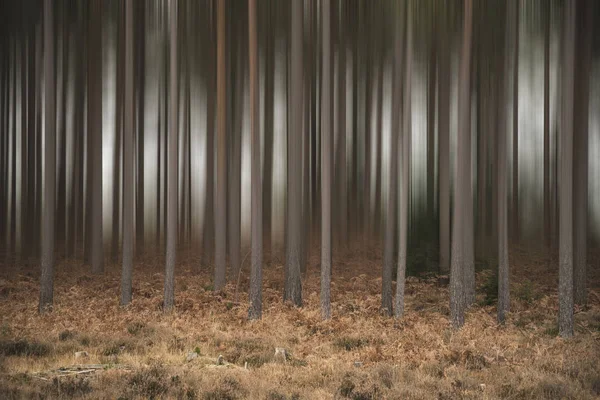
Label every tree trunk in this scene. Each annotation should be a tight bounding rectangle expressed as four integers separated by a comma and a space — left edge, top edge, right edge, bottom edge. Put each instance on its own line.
39, 0, 55, 312
512, 0, 519, 242
451, 0, 473, 329
558, 0, 575, 338
113, 1, 124, 263
543, 0, 550, 250
396, 0, 412, 319
89, 0, 104, 275
284, 0, 303, 306
382, 0, 404, 317
573, 0, 592, 306
497, 0, 510, 324
335, 1, 347, 249
121, 0, 135, 306
164, 0, 179, 311
320, 0, 332, 320
136, 1, 146, 257
214, 0, 227, 291
248, 0, 262, 320
262, 0, 274, 264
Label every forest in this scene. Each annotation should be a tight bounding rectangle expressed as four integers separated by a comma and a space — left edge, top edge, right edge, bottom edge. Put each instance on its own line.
0, 0, 599, 398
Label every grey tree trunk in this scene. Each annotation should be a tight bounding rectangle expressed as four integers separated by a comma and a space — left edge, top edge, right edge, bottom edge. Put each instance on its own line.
451, 0, 473, 329
395, 0, 412, 319
320, 0, 332, 320
164, 0, 179, 311
512, 0, 519, 242
112, 3, 124, 263
382, 0, 404, 317
573, 0, 592, 306
335, 1, 347, 249
284, 0, 303, 306
497, 0, 510, 324
248, 0, 262, 320
136, 1, 146, 257
558, 0, 575, 338
121, 0, 135, 306
214, 0, 227, 291
89, 0, 104, 275
438, 8, 450, 274
543, 1, 550, 250
39, 0, 55, 313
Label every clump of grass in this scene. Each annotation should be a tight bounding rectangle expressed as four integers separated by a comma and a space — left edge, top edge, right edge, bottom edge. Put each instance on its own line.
168, 336, 186, 353
266, 390, 301, 400
221, 339, 273, 368
127, 321, 146, 336
51, 376, 92, 398
58, 330, 76, 341
203, 377, 247, 400
334, 337, 368, 351
128, 365, 169, 400
0, 339, 51, 357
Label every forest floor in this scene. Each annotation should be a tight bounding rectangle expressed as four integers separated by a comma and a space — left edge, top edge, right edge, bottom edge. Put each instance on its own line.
0, 246, 599, 399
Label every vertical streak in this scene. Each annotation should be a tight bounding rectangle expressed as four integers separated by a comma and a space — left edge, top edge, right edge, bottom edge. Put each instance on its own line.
321, 0, 331, 320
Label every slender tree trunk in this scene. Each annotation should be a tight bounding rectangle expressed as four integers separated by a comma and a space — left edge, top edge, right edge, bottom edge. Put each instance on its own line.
395, 0, 412, 319
214, 0, 227, 291
382, 0, 404, 316
121, 0, 135, 306
573, 0, 592, 306
512, 0, 519, 242
335, 1, 347, 249
40, 0, 55, 312
263, 0, 274, 265
558, 0, 575, 338
113, 1, 124, 263
89, 0, 104, 275
248, 0, 262, 320
451, 0, 473, 329
438, 7, 450, 275
543, 1, 550, 250
427, 13, 436, 221
284, 0, 303, 306
497, 0, 510, 324
320, 0, 332, 320
136, 1, 146, 257
164, 0, 179, 311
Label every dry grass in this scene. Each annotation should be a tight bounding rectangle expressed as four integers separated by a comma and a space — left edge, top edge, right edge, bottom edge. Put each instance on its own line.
0, 247, 599, 399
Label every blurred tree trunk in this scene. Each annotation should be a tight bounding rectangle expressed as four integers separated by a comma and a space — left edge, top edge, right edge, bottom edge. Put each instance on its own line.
382, 0, 404, 317
284, 0, 303, 306
164, 0, 179, 311
427, 10, 436, 221
396, 0, 412, 319
214, 0, 227, 291
248, 0, 262, 320
262, 0, 274, 265
573, 0, 592, 306
543, 0, 550, 250
202, 0, 215, 268
40, 0, 55, 312
88, 0, 104, 275
112, 1, 124, 263
511, 0, 519, 242
558, 0, 575, 338
451, 0, 473, 329
497, 0, 510, 324
321, 0, 332, 320
136, 0, 146, 257
438, 6, 450, 275
335, 1, 347, 249
57, 3, 69, 256
121, 0, 135, 306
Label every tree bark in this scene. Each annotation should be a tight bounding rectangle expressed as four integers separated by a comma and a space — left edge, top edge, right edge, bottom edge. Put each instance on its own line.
214, 0, 227, 291
438, 7, 450, 275
320, 0, 332, 320
121, 0, 135, 306
89, 0, 104, 275
512, 0, 519, 242
248, 0, 262, 320
164, 0, 179, 311
573, 0, 592, 306
451, 0, 473, 329
284, 0, 303, 306
40, 0, 55, 312
396, 0, 412, 319
558, 0, 575, 338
